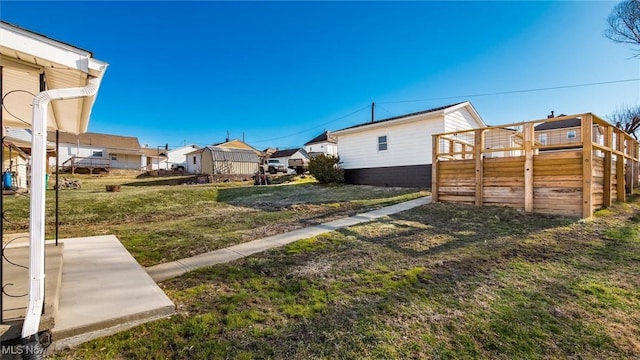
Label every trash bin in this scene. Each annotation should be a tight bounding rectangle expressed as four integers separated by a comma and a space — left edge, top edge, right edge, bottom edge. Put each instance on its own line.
3, 171, 13, 190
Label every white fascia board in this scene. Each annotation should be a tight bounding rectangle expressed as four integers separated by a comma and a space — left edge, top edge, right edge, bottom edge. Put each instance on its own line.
333, 112, 441, 136
1, 23, 92, 73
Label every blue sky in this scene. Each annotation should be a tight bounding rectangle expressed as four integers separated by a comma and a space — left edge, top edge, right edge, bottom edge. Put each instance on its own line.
2, 1, 639, 150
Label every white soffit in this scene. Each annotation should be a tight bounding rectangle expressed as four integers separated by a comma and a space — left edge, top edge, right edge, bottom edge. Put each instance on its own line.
0, 21, 108, 134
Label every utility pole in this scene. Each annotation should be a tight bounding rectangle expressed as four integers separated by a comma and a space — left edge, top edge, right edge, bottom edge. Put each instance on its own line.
371, 102, 375, 122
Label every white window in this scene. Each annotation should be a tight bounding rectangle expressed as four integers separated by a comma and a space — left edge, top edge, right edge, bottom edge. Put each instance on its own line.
567, 130, 576, 139
192, 156, 197, 165
92, 151, 103, 157
539, 134, 547, 145
110, 154, 117, 161
378, 136, 388, 151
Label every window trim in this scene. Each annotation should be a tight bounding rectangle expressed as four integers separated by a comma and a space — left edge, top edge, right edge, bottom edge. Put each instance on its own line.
567, 130, 577, 139
539, 133, 547, 145
377, 135, 388, 152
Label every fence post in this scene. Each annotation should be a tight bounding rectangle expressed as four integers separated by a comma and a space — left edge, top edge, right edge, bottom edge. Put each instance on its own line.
617, 131, 626, 202
523, 122, 534, 212
432, 134, 439, 202
603, 126, 613, 207
474, 129, 484, 206
582, 114, 593, 218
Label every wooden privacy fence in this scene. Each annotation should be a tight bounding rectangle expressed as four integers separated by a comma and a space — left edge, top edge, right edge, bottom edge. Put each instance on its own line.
432, 113, 640, 217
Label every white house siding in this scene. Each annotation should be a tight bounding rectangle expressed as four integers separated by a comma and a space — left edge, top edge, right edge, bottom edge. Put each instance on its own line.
444, 107, 482, 134
109, 153, 142, 170
186, 152, 202, 174
161, 145, 199, 169
305, 142, 338, 157
51, 144, 142, 170
338, 116, 445, 170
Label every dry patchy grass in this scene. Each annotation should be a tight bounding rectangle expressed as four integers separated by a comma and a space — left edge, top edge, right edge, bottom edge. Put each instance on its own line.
51, 195, 640, 359
2, 174, 427, 266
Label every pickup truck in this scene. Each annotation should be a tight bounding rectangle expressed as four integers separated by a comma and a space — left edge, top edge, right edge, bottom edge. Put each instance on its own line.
263, 159, 287, 174
288, 158, 309, 175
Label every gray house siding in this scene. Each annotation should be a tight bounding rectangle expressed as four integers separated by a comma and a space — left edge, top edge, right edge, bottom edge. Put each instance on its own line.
344, 164, 432, 188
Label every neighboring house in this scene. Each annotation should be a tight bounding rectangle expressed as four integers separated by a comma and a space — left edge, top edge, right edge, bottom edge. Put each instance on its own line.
140, 148, 168, 171
304, 131, 338, 157
2, 128, 37, 189
535, 114, 603, 147
199, 146, 260, 175
160, 144, 200, 170
3, 127, 59, 189
483, 127, 528, 158
268, 148, 310, 168
332, 101, 486, 187
48, 131, 143, 173
185, 148, 203, 174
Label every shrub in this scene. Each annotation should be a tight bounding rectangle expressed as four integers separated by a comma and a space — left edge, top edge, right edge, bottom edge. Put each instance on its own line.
308, 154, 344, 184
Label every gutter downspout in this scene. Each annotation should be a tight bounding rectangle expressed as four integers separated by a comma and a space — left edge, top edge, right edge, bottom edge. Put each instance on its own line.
21, 76, 102, 354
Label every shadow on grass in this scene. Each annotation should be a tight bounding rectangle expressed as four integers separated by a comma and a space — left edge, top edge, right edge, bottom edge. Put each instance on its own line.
122, 176, 200, 187
338, 202, 577, 258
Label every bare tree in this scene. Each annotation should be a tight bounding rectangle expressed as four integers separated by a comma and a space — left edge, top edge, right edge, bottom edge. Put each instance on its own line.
608, 104, 640, 139
605, 0, 640, 57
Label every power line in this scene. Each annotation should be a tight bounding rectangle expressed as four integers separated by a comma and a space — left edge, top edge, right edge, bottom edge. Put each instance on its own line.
378, 78, 640, 105
251, 104, 371, 144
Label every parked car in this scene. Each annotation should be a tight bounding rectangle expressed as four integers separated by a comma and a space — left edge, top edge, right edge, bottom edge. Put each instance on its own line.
288, 158, 309, 174
263, 159, 287, 174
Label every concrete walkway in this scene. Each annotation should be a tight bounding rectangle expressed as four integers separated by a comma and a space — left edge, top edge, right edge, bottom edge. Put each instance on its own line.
146, 196, 431, 282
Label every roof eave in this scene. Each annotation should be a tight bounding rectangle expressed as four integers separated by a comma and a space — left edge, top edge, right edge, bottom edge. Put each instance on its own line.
333, 111, 443, 136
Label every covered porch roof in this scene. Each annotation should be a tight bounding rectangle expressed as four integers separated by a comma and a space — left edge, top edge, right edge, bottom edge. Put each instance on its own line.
1, 20, 108, 134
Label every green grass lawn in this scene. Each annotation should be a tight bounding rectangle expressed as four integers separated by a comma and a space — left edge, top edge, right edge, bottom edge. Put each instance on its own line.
2, 174, 427, 266
49, 191, 640, 359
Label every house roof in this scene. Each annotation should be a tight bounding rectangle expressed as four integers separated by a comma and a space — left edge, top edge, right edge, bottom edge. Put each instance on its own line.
534, 118, 582, 131
4, 127, 56, 149
332, 101, 485, 134
205, 146, 260, 163
167, 144, 200, 154
140, 148, 167, 158
0, 21, 108, 134
212, 139, 261, 154
48, 131, 141, 152
304, 131, 337, 146
270, 148, 302, 158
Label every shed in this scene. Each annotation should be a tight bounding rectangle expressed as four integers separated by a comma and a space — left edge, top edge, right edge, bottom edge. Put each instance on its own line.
200, 146, 259, 175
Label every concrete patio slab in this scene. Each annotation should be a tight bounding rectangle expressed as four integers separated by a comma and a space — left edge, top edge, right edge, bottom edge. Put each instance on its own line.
50, 235, 174, 350
0, 243, 63, 342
